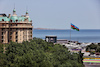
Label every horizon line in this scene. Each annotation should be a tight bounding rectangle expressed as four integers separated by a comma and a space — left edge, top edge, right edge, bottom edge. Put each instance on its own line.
34, 28, 100, 30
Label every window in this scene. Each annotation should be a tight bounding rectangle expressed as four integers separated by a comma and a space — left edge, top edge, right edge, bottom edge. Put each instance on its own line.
2, 32, 3, 35
30, 28, 32, 30
2, 28, 4, 31
2, 24, 4, 26
30, 31, 32, 34
10, 36, 12, 39
2, 36, 3, 39
16, 36, 18, 39
2, 19, 4, 21
16, 28, 17, 30
10, 29, 12, 31
10, 32, 12, 35
16, 32, 18, 35
16, 20, 18, 22
2, 40, 3, 42
10, 20, 12, 22
16, 40, 18, 42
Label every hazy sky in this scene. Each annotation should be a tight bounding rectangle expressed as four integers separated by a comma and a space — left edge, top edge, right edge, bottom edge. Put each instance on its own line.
0, 0, 100, 29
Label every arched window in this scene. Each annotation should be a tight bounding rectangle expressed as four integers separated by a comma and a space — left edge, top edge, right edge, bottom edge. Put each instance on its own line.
2, 19, 4, 21
16, 20, 18, 22
10, 20, 12, 22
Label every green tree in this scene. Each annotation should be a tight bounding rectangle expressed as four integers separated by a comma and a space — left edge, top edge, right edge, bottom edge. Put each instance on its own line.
0, 38, 84, 67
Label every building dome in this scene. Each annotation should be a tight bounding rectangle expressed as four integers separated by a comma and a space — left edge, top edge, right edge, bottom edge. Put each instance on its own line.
25, 10, 29, 17
0, 17, 9, 21
10, 16, 18, 22
13, 9, 16, 12
28, 17, 32, 22
26, 11, 28, 14
13, 8, 17, 16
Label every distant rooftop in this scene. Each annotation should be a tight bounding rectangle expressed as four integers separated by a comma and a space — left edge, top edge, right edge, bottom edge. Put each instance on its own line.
0, 9, 32, 22
0, 14, 7, 17
45, 35, 57, 37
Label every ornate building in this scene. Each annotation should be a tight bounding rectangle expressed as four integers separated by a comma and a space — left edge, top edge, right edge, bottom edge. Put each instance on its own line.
0, 9, 33, 43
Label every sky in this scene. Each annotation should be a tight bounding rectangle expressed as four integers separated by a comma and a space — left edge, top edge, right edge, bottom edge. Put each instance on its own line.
0, 0, 100, 29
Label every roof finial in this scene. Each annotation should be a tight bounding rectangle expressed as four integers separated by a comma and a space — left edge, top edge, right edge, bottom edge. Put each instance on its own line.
13, 3, 16, 12
13, 3, 17, 16
26, 6, 28, 11
14, 3, 15, 9
26, 6, 28, 14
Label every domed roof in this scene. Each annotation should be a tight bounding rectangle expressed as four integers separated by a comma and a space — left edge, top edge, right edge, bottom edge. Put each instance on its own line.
26, 11, 28, 14
0, 17, 9, 21
28, 17, 32, 22
10, 16, 32, 22
10, 16, 18, 22
18, 17, 25, 22
13, 9, 16, 12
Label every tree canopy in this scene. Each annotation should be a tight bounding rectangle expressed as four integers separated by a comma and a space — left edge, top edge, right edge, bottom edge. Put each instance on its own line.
86, 43, 100, 52
0, 38, 84, 67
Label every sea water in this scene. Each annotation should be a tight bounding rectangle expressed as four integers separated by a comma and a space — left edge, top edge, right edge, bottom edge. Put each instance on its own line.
33, 29, 100, 43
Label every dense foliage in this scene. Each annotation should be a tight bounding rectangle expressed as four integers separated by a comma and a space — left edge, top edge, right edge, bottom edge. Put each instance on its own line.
0, 38, 84, 67
86, 43, 100, 52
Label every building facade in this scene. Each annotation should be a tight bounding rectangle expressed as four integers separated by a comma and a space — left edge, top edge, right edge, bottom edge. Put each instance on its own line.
45, 36, 57, 43
0, 9, 33, 43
